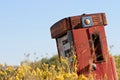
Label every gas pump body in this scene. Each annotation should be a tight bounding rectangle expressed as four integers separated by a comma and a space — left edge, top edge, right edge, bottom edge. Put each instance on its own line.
50, 13, 118, 80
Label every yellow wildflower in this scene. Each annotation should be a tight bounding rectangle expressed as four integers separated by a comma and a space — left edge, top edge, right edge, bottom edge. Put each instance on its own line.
78, 74, 88, 80
55, 75, 64, 80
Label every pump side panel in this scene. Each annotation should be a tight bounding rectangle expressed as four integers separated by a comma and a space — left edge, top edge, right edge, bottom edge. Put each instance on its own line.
72, 28, 91, 72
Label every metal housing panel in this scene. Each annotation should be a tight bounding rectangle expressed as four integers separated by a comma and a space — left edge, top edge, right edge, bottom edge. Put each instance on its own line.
72, 28, 91, 71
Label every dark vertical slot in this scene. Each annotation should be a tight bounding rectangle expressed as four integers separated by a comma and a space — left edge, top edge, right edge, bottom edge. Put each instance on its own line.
92, 33, 104, 62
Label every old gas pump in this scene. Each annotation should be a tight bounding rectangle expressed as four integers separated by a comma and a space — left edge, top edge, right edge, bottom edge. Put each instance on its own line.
50, 13, 118, 80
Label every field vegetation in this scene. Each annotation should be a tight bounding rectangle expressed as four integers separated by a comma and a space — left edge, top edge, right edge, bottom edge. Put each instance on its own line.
0, 54, 120, 80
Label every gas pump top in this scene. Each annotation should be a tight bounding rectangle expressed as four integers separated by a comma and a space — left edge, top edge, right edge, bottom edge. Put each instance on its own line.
50, 13, 107, 39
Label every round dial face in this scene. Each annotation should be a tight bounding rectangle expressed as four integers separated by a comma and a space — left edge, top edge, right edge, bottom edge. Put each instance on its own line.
84, 18, 91, 25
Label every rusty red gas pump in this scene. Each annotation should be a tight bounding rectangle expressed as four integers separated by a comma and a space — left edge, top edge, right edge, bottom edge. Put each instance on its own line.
50, 13, 118, 80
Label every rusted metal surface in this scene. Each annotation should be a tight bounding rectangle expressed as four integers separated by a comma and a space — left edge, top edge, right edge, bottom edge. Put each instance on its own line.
72, 28, 91, 71
50, 18, 70, 38
50, 13, 117, 80
91, 56, 118, 80
70, 13, 107, 28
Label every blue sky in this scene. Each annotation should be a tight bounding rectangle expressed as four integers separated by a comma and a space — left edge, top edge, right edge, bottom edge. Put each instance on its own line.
0, 0, 120, 65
